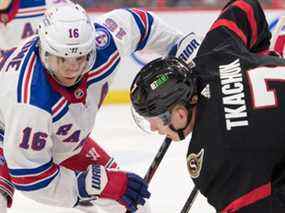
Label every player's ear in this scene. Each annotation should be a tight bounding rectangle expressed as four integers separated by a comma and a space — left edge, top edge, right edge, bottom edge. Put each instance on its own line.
172, 105, 188, 121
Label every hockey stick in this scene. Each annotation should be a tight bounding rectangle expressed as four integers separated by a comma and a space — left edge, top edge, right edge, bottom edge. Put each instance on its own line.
126, 137, 172, 213
143, 137, 172, 183
270, 16, 285, 51
180, 186, 199, 213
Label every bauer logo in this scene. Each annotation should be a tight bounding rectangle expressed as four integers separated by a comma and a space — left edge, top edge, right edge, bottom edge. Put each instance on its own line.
187, 148, 204, 179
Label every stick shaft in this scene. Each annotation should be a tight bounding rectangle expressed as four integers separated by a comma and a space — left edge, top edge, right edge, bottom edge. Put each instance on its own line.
126, 137, 172, 213
180, 187, 199, 213
144, 137, 172, 183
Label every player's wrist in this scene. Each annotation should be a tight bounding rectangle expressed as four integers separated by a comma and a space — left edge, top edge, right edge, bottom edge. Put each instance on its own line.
100, 169, 128, 200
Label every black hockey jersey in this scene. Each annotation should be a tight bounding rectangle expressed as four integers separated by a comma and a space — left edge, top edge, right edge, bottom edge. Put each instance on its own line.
187, 0, 285, 212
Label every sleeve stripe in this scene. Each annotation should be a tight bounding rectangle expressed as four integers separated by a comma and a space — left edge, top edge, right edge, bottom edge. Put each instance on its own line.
231, 0, 257, 48
11, 164, 59, 184
10, 162, 60, 191
126, 8, 153, 50
105, 158, 117, 169
12, 170, 59, 191
0, 177, 14, 189
17, 39, 37, 103
0, 186, 13, 200
87, 51, 121, 85
210, 19, 247, 45
88, 51, 120, 78
9, 159, 53, 176
131, 8, 148, 39
0, 177, 14, 195
221, 182, 271, 212
23, 53, 36, 104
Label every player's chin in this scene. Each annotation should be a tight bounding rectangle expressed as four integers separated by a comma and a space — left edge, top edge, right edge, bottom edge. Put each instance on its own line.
60, 76, 79, 87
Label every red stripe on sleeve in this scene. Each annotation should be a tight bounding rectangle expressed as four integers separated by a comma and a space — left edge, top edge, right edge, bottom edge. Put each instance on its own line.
210, 19, 247, 45
131, 8, 147, 27
11, 164, 59, 185
221, 182, 271, 213
231, 0, 258, 48
23, 54, 36, 103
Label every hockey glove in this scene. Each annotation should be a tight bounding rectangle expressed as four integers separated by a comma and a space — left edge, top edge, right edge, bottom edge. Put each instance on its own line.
168, 32, 201, 64
77, 164, 151, 212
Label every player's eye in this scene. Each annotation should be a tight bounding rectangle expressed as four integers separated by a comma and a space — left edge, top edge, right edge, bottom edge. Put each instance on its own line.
57, 57, 66, 63
76, 56, 87, 62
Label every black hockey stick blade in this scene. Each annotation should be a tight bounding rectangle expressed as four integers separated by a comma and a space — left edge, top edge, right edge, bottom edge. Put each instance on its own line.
180, 186, 199, 213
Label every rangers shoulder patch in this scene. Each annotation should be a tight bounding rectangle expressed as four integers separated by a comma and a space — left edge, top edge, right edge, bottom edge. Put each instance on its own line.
95, 28, 110, 49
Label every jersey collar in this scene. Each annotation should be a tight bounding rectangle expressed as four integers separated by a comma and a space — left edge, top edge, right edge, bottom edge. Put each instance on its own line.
46, 72, 88, 104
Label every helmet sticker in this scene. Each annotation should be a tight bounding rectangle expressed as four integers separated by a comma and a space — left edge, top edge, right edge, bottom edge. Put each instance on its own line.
69, 28, 79, 38
150, 73, 169, 90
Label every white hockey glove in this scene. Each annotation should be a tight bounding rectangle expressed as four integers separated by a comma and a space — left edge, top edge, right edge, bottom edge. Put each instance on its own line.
77, 165, 151, 212
168, 32, 201, 64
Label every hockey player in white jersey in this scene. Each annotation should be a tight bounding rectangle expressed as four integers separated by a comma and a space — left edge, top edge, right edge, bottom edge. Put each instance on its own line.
0, 0, 72, 212
0, 3, 188, 213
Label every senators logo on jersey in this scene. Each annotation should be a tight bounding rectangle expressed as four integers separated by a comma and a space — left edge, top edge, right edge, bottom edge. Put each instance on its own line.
187, 148, 204, 179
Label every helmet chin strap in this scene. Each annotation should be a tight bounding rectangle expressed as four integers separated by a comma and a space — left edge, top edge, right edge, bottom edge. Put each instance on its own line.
169, 125, 186, 140
169, 105, 194, 140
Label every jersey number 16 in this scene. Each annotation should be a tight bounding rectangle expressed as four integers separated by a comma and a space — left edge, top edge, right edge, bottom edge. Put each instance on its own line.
19, 127, 48, 151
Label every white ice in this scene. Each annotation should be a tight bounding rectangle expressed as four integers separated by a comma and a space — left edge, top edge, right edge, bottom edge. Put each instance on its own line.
9, 104, 215, 213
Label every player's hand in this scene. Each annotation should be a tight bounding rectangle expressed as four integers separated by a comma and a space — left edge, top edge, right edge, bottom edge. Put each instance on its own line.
122, 173, 151, 212
77, 164, 151, 212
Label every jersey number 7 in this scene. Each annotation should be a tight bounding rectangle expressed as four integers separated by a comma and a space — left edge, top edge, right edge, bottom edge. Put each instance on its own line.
247, 66, 285, 109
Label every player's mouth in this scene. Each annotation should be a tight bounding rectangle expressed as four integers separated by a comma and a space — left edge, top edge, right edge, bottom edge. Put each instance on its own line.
64, 76, 77, 80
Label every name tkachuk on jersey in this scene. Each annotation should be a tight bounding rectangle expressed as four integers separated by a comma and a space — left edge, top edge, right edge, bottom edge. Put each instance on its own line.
187, 0, 285, 212
0, 0, 70, 50
219, 58, 249, 131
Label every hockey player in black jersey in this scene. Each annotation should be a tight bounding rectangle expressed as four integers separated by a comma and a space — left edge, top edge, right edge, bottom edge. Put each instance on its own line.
130, 0, 285, 212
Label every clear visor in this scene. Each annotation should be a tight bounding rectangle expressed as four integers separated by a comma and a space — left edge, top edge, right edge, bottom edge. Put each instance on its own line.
131, 106, 171, 134
43, 52, 91, 86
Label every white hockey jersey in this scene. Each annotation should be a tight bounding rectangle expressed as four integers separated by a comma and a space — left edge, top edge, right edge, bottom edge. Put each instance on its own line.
0, 0, 71, 50
0, 8, 183, 207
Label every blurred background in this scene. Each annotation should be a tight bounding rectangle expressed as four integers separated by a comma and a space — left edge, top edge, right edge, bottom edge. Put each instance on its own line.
73, 0, 284, 10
